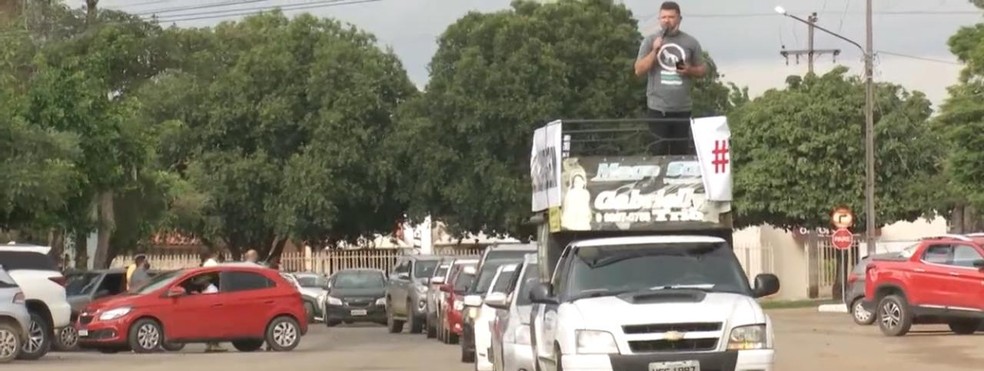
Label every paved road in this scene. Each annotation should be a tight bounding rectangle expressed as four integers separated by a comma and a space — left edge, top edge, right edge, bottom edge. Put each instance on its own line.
4, 309, 981, 370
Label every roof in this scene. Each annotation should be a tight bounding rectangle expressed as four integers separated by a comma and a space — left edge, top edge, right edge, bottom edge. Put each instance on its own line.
405, 254, 443, 261
488, 243, 537, 251
571, 235, 726, 248
333, 267, 386, 273
451, 258, 479, 265
0, 243, 52, 254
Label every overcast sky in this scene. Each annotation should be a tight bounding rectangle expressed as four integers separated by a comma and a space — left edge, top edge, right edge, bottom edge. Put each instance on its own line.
95, 0, 983, 107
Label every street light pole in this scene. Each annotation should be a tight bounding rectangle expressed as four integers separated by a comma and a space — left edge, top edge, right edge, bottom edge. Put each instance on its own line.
775, 5, 877, 256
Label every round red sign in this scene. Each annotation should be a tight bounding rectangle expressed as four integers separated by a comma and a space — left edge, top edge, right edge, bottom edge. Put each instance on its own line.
831, 228, 853, 250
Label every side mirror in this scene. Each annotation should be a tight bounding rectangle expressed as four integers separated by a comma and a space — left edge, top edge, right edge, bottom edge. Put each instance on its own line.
462, 294, 483, 307
439, 284, 453, 293
396, 272, 410, 281
431, 276, 446, 285
529, 282, 558, 304
973, 260, 984, 270
752, 274, 781, 298
165, 286, 187, 298
484, 292, 509, 309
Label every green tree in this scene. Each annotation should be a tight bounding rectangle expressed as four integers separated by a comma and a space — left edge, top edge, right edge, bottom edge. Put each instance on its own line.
391, 0, 741, 237
730, 66, 944, 230
141, 12, 416, 257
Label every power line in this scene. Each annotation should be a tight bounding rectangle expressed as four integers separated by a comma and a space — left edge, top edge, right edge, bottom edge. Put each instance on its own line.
151, 0, 380, 23
640, 9, 981, 19
132, 0, 271, 17
876, 50, 963, 65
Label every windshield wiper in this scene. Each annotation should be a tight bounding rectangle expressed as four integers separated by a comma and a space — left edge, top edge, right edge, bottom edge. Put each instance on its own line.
649, 284, 715, 291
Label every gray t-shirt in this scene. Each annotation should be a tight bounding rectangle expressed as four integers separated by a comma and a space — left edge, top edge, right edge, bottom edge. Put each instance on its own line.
636, 30, 704, 112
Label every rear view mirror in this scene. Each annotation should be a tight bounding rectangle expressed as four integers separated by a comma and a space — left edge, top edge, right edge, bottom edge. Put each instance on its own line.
484, 292, 509, 309
431, 276, 446, 285
165, 286, 186, 298
463, 294, 483, 307
752, 274, 781, 298
529, 282, 558, 305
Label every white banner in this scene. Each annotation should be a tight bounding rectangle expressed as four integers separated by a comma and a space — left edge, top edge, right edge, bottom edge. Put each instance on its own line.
691, 116, 732, 201
530, 120, 563, 211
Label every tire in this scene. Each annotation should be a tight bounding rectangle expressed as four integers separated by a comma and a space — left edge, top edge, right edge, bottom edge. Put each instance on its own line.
408, 305, 423, 334
162, 342, 185, 351
426, 313, 437, 338
53, 325, 79, 351
386, 302, 404, 334
461, 342, 475, 362
948, 319, 981, 335
448, 331, 459, 344
850, 298, 875, 326
17, 312, 51, 360
265, 316, 301, 352
876, 294, 913, 337
232, 339, 264, 352
0, 321, 22, 363
127, 318, 163, 353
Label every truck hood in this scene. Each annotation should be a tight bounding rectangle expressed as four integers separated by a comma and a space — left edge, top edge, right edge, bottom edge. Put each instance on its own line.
570, 291, 764, 326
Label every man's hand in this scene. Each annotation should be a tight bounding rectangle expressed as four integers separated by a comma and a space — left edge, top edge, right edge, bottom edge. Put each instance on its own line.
652, 37, 663, 52
676, 64, 691, 76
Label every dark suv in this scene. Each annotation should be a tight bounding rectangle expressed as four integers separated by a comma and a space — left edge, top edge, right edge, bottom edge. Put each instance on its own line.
384, 255, 442, 333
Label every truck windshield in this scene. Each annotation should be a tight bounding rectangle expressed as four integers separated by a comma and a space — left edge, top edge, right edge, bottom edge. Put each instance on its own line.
567, 242, 751, 299
471, 250, 533, 294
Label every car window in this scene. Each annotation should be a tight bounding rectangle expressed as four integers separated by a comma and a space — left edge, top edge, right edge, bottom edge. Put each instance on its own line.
898, 243, 919, 259
454, 272, 475, 292
0, 251, 59, 271
66, 273, 102, 296
393, 259, 410, 274
491, 267, 517, 294
413, 260, 439, 279
472, 259, 522, 294
514, 263, 540, 306
950, 245, 983, 268
133, 270, 183, 294
921, 245, 951, 264
433, 264, 450, 278
223, 271, 275, 292
0, 268, 17, 288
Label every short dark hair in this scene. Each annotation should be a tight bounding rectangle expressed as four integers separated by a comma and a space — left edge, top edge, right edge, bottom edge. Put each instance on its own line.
660, 1, 681, 15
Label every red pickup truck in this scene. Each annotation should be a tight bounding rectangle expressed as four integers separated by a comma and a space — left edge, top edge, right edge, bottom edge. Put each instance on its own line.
863, 234, 984, 336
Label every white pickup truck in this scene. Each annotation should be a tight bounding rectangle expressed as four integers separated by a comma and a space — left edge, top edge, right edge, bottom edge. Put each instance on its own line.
528, 235, 780, 371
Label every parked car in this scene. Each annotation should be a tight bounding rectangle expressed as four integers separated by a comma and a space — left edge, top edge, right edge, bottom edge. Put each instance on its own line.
323, 268, 388, 326
282, 272, 324, 323
845, 253, 894, 326
462, 262, 521, 368
0, 244, 72, 360
439, 264, 477, 344
384, 255, 442, 333
76, 264, 308, 353
460, 243, 536, 365
488, 253, 539, 371
0, 265, 30, 363
863, 235, 984, 336
427, 257, 478, 339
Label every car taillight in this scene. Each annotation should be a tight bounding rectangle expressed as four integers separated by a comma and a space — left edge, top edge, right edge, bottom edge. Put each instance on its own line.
12, 292, 24, 304
49, 276, 67, 286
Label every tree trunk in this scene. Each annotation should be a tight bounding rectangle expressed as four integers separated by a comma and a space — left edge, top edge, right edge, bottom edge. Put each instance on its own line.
85, 0, 98, 24
49, 228, 65, 266
92, 191, 115, 269
73, 231, 88, 269
949, 204, 984, 234
266, 236, 289, 262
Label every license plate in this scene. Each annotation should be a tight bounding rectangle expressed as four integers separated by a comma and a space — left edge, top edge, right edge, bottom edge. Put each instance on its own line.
351, 309, 368, 316
78, 329, 89, 337
648, 360, 699, 371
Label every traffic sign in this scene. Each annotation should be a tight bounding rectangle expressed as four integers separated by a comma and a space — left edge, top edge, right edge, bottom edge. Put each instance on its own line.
831, 228, 853, 250
831, 207, 854, 229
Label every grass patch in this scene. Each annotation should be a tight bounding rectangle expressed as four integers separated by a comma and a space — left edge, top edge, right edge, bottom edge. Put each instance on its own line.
758, 299, 839, 309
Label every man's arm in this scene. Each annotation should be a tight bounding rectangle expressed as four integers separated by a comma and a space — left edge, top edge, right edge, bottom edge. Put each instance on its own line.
634, 35, 657, 77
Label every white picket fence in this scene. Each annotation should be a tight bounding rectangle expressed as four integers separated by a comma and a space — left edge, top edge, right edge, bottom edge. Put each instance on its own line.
112, 244, 775, 278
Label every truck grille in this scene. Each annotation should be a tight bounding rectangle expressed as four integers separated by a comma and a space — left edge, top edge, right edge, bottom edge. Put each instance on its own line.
628, 338, 718, 353
622, 322, 722, 334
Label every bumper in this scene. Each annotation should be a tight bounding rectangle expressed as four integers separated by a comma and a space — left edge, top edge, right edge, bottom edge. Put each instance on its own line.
561, 349, 774, 371
503, 341, 536, 371
76, 317, 129, 347
326, 304, 386, 322
48, 301, 73, 329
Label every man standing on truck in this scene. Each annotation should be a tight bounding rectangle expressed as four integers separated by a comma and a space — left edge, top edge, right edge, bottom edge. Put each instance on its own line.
634, 1, 707, 155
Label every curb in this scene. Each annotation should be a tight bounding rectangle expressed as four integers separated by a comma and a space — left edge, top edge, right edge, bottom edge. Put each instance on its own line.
817, 303, 848, 313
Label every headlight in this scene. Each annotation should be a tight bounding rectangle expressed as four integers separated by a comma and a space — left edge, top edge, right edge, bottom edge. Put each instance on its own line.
98, 307, 132, 321
453, 299, 463, 311
505, 324, 531, 345
727, 324, 767, 350
375, 297, 387, 306
575, 330, 619, 354
326, 296, 343, 306
466, 306, 479, 319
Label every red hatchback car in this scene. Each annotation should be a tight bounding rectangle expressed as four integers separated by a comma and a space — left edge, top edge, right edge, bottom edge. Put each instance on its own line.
76, 264, 308, 353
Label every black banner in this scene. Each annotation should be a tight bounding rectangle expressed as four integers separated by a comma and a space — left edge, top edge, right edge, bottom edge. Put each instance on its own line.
557, 156, 723, 231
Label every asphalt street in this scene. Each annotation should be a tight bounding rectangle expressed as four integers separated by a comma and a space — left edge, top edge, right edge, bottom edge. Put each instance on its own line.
3, 308, 981, 370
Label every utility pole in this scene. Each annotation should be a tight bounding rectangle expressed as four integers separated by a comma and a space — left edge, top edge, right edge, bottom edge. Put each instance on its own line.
779, 12, 842, 74
863, 0, 876, 257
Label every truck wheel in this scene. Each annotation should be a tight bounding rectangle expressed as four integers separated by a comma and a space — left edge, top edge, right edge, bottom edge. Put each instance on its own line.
850, 298, 874, 326
408, 303, 423, 334
877, 294, 913, 336
0, 322, 22, 363
948, 319, 981, 335
17, 312, 51, 360
386, 302, 404, 333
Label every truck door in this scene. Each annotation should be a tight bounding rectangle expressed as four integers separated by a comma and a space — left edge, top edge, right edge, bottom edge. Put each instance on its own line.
533, 246, 571, 371
946, 244, 984, 311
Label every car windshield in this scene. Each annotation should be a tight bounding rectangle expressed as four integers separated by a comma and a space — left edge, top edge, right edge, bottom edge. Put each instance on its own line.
413, 260, 439, 279
66, 273, 102, 296
295, 275, 327, 288
491, 266, 518, 294
515, 263, 540, 306
454, 272, 475, 292
434, 264, 450, 278
333, 271, 385, 289
472, 257, 525, 294
566, 242, 752, 300
132, 270, 183, 294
